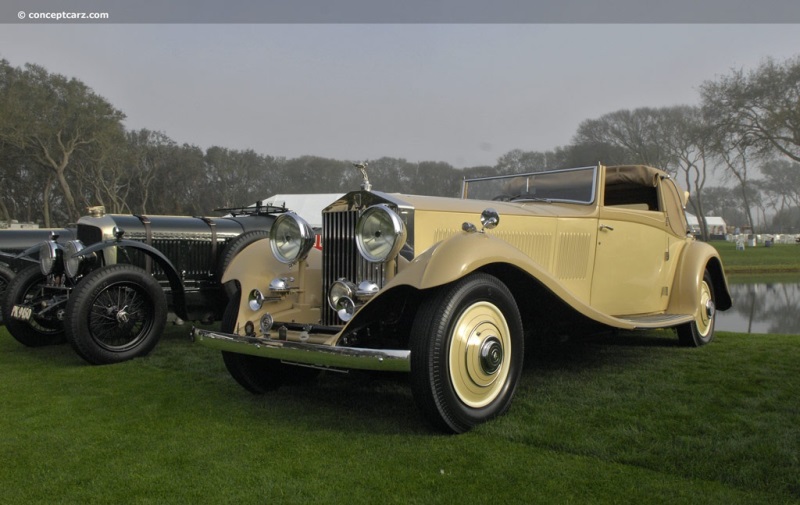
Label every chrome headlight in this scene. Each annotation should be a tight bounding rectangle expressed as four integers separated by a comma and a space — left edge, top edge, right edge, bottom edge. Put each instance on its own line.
63, 240, 86, 279
328, 279, 357, 322
39, 241, 62, 275
269, 212, 315, 264
355, 205, 407, 263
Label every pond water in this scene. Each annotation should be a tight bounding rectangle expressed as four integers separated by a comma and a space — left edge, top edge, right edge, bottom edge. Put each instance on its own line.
716, 279, 800, 335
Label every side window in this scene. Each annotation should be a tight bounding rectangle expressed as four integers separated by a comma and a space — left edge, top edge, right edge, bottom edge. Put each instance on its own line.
661, 178, 690, 237
604, 182, 660, 211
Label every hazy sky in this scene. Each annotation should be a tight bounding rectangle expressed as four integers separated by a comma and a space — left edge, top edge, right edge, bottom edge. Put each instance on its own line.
1, 22, 799, 168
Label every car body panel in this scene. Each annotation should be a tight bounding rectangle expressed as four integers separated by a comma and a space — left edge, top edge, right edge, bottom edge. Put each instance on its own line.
203, 164, 732, 359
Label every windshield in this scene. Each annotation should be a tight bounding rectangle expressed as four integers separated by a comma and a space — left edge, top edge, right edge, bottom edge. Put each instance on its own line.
462, 166, 597, 204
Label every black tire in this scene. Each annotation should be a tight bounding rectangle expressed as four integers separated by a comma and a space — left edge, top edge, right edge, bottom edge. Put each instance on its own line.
1, 264, 66, 346
410, 273, 524, 434
65, 264, 167, 365
677, 269, 716, 347
217, 230, 271, 298
221, 286, 318, 394
0, 264, 15, 325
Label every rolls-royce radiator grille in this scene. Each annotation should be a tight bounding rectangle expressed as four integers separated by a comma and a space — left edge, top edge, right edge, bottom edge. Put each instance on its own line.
322, 209, 386, 325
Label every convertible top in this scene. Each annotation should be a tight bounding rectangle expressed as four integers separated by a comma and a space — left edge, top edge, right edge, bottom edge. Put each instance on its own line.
605, 165, 664, 188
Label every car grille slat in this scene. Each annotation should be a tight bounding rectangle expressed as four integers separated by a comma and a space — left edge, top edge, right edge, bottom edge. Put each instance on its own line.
322, 209, 386, 325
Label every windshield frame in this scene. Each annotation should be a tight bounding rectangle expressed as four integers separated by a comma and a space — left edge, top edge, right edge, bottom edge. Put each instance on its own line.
461, 165, 598, 205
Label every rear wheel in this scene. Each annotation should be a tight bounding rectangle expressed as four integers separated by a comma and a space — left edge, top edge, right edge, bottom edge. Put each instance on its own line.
410, 273, 524, 433
221, 286, 318, 393
677, 269, 716, 347
65, 264, 167, 365
0, 264, 15, 325
1, 264, 66, 346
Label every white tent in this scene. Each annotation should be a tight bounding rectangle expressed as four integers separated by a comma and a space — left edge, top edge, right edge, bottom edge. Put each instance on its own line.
685, 213, 727, 236
258, 194, 341, 228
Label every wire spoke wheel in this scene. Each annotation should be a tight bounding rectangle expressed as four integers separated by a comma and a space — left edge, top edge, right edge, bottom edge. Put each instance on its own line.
1, 264, 66, 346
66, 264, 167, 365
88, 283, 153, 351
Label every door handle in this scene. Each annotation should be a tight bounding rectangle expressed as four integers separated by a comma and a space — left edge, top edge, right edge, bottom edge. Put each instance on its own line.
599, 224, 615, 231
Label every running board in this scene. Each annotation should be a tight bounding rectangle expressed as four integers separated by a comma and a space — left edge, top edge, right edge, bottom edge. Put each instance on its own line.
614, 313, 694, 329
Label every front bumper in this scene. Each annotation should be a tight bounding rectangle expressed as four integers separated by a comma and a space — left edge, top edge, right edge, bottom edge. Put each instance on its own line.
192, 327, 411, 372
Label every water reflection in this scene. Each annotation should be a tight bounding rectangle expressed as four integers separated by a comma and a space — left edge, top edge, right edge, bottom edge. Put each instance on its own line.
716, 281, 800, 335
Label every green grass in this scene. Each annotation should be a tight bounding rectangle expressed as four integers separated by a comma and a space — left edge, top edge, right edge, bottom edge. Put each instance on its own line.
1, 325, 798, 504
712, 240, 800, 274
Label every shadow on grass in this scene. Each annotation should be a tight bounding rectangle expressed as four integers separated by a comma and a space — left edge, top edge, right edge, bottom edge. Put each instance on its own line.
230, 370, 432, 435
524, 328, 679, 374
0, 336, 86, 367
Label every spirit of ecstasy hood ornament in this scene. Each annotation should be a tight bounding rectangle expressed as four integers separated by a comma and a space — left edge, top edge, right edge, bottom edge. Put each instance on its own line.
354, 162, 371, 191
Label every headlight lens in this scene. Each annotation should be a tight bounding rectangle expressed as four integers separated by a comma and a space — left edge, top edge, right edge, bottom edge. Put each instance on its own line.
269, 212, 315, 264
39, 242, 62, 275
356, 205, 407, 263
63, 240, 86, 279
328, 279, 357, 322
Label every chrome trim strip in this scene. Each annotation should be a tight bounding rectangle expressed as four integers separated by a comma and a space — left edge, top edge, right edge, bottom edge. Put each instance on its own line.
192, 328, 411, 372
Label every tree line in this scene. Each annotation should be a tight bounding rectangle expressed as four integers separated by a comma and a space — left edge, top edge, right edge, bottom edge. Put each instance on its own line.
1, 55, 799, 238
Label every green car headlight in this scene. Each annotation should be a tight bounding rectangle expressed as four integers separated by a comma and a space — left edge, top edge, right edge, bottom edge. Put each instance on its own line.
356, 205, 406, 263
39, 241, 62, 276
63, 240, 86, 279
269, 212, 315, 264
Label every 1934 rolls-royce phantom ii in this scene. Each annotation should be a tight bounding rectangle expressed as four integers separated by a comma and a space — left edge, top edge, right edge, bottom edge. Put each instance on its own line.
192, 164, 732, 433
2, 205, 283, 364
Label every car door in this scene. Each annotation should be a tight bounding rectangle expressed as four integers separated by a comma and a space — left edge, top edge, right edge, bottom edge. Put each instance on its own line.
590, 203, 672, 317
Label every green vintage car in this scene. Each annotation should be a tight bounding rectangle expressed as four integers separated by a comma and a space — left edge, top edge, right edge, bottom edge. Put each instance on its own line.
193, 163, 732, 433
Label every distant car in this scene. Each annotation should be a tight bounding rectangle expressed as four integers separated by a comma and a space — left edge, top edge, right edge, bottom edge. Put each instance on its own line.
0, 228, 75, 325
2, 205, 283, 364
193, 163, 732, 433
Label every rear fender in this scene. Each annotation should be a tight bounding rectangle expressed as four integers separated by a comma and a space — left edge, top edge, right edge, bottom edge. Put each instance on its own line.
668, 241, 732, 314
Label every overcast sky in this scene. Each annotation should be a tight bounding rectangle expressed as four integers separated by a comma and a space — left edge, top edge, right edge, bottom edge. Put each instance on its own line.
1, 21, 799, 168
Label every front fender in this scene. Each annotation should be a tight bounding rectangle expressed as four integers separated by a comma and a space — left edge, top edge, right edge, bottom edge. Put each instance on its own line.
370, 232, 630, 329
221, 238, 323, 326
75, 240, 188, 319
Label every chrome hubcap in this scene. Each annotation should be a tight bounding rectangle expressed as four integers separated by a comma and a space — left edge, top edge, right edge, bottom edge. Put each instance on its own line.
479, 337, 503, 375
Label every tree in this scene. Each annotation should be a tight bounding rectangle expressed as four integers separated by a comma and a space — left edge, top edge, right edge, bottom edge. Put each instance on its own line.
572, 108, 677, 170
695, 186, 749, 232
657, 106, 716, 240
700, 56, 800, 163
0, 60, 126, 225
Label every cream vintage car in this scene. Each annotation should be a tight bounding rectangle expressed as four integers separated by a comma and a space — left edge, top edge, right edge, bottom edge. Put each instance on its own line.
193, 163, 732, 433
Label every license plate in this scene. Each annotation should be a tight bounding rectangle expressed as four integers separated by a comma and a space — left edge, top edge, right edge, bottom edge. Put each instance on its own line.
11, 304, 33, 321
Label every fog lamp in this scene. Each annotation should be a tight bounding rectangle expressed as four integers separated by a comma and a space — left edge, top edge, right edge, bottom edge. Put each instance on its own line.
249, 289, 266, 311
328, 279, 357, 322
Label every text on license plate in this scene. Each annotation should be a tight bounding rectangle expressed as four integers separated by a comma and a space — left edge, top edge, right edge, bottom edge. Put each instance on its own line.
11, 305, 33, 321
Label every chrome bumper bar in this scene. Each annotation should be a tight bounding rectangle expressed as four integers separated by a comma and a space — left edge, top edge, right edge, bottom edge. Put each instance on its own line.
192, 328, 411, 373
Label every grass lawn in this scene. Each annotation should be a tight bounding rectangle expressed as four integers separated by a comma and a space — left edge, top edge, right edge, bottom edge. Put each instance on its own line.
712, 240, 800, 274
1, 324, 797, 504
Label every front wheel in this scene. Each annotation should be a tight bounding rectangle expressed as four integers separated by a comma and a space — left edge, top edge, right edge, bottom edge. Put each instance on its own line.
65, 264, 167, 365
677, 269, 716, 347
1, 264, 66, 346
410, 273, 524, 434
220, 286, 318, 393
